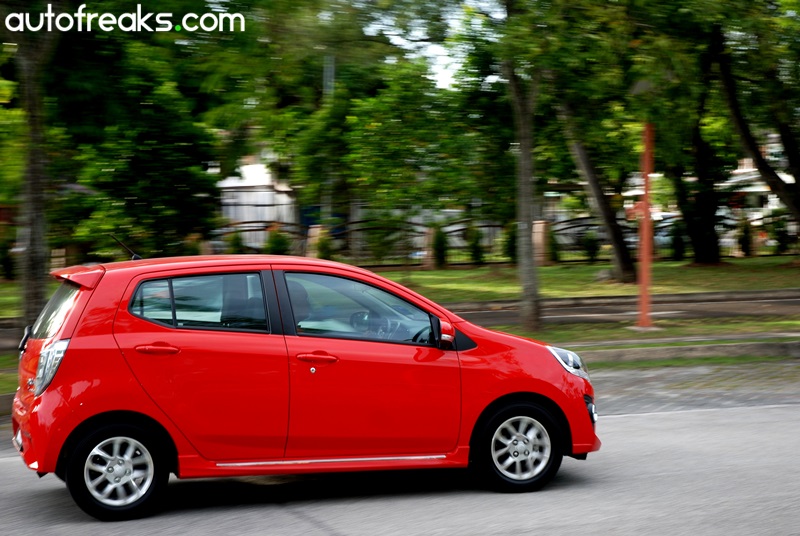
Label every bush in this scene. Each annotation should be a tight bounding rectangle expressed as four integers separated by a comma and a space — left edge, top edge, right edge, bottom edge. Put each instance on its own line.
503, 223, 517, 264
0, 241, 14, 280
265, 230, 291, 255
317, 231, 335, 260
432, 225, 448, 268
227, 232, 247, 254
465, 224, 484, 265
769, 218, 791, 255
738, 218, 753, 257
548, 227, 560, 263
581, 230, 600, 263
670, 221, 686, 261
364, 213, 402, 262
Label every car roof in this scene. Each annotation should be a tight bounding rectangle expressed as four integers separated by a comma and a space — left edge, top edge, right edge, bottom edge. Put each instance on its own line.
51, 255, 460, 320
53, 255, 378, 281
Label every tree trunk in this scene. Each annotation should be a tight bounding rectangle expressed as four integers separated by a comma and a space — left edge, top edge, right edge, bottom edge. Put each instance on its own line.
503, 59, 540, 331
712, 24, 800, 225
1, 2, 63, 325
558, 102, 637, 283
671, 31, 721, 265
670, 164, 721, 264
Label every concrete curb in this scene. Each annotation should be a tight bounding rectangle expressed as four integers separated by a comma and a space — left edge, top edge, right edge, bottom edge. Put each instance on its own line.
580, 340, 800, 363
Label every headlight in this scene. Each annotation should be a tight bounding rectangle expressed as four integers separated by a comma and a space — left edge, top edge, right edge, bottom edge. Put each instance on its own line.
35, 339, 70, 396
547, 346, 590, 381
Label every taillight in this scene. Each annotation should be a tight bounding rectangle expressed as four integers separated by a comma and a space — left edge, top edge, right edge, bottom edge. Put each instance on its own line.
34, 339, 70, 396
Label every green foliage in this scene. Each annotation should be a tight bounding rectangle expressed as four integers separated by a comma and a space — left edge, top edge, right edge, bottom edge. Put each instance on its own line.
345, 60, 483, 215
582, 231, 600, 263
317, 231, 335, 261
432, 225, 448, 268
363, 211, 406, 263
265, 230, 292, 255
227, 232, 247, 254
548, 227, 560, 263
738, 218, 753, 257
0, 240, 15, 280
465, 224, 484, 265
72, 41, 219, 258
671, 221, 687, 261
503, 223, 517, 264
765, 211, 792, 255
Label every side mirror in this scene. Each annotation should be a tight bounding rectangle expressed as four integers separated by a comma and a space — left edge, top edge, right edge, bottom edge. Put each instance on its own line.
19, 324, 32, 353
431, 317, 455, 350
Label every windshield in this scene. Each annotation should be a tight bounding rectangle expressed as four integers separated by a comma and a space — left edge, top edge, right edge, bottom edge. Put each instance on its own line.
31, 281, 81, 339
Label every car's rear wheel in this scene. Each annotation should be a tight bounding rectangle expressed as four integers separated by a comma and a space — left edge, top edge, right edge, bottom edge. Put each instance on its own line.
476, 403, 563, 492
65, 425, 168, 521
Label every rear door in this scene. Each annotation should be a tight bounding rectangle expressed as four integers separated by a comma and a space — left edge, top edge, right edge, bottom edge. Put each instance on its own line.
113, 267, 289, 462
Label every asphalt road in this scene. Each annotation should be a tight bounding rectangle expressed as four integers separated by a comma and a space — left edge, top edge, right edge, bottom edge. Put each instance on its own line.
458, 296, 800, 326
3, 361, 800, 534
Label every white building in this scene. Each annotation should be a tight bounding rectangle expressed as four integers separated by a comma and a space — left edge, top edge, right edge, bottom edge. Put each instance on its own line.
217, 163, 297, 249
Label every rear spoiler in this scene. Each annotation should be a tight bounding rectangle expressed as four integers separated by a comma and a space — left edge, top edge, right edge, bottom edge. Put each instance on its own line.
50, 265, 106, 290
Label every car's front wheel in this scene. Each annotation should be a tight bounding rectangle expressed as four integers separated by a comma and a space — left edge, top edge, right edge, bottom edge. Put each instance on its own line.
476, 403, 563, 492
65, 425, 168, 521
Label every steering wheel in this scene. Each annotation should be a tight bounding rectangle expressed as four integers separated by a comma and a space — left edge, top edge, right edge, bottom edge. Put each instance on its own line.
370, 314, 391, 339
411, 325, 432, 344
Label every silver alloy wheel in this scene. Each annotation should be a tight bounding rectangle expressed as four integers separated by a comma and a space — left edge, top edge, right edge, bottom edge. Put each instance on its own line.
490, 415, 552, 481
83, 436, 155, 507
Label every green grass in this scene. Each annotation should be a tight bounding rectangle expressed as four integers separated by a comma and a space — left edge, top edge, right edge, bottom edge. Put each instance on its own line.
0, 373, 17, 393
0, 279, 59, 319
1, 353, 18, 394
378, 256, 800, 303
0, 353, 17, 369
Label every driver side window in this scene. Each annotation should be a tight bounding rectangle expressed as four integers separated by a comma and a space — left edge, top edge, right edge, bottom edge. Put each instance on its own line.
284, 273, 434, 345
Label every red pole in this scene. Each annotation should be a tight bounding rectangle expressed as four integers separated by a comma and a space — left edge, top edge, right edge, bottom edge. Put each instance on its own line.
638, 123, 654, 328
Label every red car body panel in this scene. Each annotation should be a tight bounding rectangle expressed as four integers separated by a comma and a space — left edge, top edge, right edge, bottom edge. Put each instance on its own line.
13, 255, 599, 483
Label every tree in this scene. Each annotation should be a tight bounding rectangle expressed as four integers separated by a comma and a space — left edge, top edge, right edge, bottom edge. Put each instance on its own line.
346, 60, 477, 213
69, 40, 219, 257
616, 0, 740, 264
712, 15, 800, 225
0, 0, 64, 324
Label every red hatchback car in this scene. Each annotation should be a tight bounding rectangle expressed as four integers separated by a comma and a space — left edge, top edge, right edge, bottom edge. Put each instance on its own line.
12, 255, 600, 520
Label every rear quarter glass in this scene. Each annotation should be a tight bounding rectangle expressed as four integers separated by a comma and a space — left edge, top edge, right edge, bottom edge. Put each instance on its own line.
30, 282, 82, 339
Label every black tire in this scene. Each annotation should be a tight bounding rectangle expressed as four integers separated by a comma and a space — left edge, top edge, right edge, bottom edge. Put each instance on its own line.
65, 425, 168, 521
475, 403, 563, 492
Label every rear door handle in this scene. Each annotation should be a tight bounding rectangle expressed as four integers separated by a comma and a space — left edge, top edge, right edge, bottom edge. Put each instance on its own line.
135, 344, 180, 355
296, 353, 339, 364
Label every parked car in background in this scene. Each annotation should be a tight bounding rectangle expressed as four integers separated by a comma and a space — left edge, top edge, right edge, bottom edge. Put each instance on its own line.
13, 255, 600, 520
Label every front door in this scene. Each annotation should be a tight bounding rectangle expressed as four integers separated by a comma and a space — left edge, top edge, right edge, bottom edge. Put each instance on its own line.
281, 272, 461, 459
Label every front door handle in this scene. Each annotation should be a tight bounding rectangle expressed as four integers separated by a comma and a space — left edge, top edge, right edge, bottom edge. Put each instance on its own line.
135, 344, 180, 355
296, 352, 339, 364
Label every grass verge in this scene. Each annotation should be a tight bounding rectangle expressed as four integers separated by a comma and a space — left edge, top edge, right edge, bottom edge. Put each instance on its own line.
379, 256, 800, 303
493, 316, 800, 346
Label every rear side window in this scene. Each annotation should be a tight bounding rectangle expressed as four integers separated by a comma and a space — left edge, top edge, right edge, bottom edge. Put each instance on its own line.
130, 273, 269, 332
31, 281, 81, 339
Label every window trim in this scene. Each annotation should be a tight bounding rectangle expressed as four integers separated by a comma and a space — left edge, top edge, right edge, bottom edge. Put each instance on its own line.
277, 270, 436, 347
129, 271, 272, 334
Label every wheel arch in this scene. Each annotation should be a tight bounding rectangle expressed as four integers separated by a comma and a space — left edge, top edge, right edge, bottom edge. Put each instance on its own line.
468, 392, 573, 463
55, 411, 178, 481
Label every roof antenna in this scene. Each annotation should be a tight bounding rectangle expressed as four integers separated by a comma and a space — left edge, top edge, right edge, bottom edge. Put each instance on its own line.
109, 234, 142, 260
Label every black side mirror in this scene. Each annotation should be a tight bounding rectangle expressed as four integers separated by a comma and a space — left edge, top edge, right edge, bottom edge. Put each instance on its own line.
431, 316, 455, 350
19, 324, 32, 353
